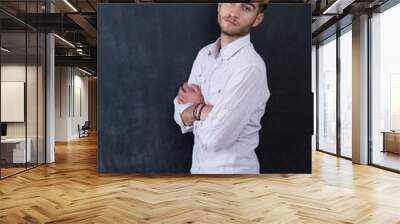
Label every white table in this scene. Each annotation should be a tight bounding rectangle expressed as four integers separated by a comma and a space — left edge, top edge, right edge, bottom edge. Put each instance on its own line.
1, 138, 32, 163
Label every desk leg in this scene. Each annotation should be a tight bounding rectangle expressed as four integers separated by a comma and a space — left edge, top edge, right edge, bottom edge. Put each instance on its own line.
382, 133, 386, 153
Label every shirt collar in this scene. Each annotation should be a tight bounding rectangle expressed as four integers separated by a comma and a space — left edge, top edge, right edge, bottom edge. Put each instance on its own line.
208, 33, 251, 61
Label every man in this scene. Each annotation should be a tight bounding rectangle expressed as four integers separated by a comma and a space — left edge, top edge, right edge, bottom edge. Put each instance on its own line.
173, 1, 270, 174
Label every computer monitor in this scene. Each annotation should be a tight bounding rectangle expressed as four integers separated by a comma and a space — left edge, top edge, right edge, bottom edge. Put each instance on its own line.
1, 123, 7, 137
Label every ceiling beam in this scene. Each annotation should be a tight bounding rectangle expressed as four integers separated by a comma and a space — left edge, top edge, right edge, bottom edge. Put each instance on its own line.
55, 55, 96, 70
67, 13, 97, 46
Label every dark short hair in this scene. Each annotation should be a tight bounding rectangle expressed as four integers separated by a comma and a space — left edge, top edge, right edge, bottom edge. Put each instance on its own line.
257, 0, 269, 13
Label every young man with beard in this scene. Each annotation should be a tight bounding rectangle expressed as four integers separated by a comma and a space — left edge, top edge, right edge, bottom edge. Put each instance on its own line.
173, 1, 270, 174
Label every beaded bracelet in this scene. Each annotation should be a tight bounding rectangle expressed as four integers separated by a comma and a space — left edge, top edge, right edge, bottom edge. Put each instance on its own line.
197, 104, 206, 121
195, 103, 203, 121
192, 103, 201, 121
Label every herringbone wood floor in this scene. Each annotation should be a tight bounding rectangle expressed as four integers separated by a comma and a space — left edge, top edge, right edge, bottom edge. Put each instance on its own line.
1, 134, 400, 224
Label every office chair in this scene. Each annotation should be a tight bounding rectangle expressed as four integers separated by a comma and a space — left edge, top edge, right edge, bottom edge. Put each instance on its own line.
79, 121, 90, 138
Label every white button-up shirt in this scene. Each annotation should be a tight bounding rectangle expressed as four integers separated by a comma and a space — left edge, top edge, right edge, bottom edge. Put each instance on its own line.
173, 33, 270, 174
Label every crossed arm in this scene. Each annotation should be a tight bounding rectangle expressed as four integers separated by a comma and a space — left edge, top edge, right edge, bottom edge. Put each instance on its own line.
174, 65, 269, 152
176, 82, 213, 126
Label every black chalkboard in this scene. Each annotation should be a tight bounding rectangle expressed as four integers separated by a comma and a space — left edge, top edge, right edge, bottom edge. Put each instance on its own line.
98, 3, 312, 174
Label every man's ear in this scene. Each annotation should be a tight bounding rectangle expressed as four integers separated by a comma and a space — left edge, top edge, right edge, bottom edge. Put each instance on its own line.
252, 13, 264, 28
217, 3, 222, 13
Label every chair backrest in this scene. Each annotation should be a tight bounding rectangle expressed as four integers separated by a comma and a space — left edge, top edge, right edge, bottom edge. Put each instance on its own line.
83, 121, 90, 129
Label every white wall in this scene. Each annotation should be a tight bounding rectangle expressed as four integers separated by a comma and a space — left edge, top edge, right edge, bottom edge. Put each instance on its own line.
72, 72, 89, 138
1, 65, 26, 133
1, 82, 25, 122
1, 64, 41, 138
55, 67, 89, 141
55, 66, 69, 141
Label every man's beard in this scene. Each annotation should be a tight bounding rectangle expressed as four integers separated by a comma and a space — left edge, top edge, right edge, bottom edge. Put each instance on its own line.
217, 15, 253, 37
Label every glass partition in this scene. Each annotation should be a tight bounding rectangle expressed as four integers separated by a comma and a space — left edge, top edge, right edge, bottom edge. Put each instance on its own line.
317, 35, 337, 154
0, 1, 46, 179
1, 30, 28, 177
27, 30, 38, 169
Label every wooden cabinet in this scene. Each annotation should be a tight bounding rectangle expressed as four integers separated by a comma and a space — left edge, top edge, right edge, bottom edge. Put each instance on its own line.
382, 132, 400, 154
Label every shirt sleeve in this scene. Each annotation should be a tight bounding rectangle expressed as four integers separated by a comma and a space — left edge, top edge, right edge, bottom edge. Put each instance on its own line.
194, 65, 270, 152
173, 50, 203, 134
173, 97, 193, 134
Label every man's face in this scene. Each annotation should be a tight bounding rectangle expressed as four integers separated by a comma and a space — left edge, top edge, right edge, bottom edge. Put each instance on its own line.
217, 3, 264, 37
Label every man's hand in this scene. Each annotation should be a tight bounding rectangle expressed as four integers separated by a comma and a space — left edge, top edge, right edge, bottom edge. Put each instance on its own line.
181, 104, 213, 127
181, 105, 196, 127
177, 82, 204, 104
199, 105, 213, 120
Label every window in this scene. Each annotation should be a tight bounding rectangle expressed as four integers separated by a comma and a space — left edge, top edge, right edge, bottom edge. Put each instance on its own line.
370, 2, 400, 171
339, 28, 352, 158
317, 35, 337, 154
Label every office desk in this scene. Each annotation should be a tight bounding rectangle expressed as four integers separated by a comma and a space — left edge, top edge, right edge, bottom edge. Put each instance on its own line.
1, 138, 32, 163
382, 131, 400, 154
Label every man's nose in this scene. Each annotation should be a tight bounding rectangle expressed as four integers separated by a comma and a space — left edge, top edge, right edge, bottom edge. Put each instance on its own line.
227, 3, 241, 19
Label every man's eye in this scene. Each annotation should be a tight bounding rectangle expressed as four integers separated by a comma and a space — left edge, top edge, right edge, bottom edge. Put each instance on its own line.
243, 6, 252, 12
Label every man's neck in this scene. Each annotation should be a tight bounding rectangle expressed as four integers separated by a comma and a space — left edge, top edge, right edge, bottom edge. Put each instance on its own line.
219, 33, 241, 49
